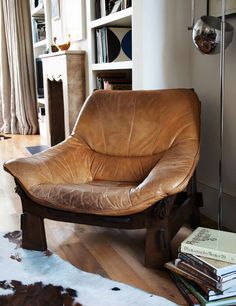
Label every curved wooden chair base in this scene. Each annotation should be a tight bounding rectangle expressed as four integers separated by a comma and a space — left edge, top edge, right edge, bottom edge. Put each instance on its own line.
15, 176, 203, 269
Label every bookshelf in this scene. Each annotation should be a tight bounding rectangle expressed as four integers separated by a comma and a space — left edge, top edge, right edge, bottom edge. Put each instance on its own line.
31, 0, 52, 51
87, 1, 133, 93
31, 1, 44, 17
33, 39, 47, 49
30, 0, 52, 141
30, 0, 52, 105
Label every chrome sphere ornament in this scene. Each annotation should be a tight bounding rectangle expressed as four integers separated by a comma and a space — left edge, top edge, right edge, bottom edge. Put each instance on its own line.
192, 15, 233, 54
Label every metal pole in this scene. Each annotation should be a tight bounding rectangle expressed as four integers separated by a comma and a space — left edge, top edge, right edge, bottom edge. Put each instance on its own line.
188, 0, 195, 30
218, 0, 226, 230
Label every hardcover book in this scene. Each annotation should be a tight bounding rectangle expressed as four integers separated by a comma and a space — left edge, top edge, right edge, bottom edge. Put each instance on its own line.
178, 252, 236, 281
106, 27, 132, 62
175, 259, 219, 288
95, 27, 132, 63
170, 273, 200, 306
181, 227, 236, 264
175, 259, 236, 291
177, 274, 236, 305
165, 261, 217, 291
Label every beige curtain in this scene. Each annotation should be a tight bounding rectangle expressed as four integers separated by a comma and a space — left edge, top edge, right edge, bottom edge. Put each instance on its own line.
0, 0, 38, 134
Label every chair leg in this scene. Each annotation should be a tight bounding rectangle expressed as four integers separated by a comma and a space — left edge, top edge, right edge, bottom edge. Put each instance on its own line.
145, 226, 171, 269
21, 212, 47, 251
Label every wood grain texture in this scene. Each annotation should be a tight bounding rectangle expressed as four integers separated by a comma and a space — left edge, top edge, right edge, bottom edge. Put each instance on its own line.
0, 135, 194, 305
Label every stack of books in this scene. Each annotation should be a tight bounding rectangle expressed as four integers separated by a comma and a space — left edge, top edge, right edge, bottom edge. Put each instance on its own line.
165, 227, 236, 305
96, 72, 132, 90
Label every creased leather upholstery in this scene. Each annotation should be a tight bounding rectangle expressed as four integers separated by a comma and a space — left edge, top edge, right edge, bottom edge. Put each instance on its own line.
4, 89, 200, 216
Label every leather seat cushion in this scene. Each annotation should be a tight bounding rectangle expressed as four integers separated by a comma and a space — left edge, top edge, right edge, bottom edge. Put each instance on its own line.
29, 180, 138, 215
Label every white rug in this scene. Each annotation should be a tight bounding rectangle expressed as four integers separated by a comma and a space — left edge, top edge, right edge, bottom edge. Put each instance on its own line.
0, 231, 178, 306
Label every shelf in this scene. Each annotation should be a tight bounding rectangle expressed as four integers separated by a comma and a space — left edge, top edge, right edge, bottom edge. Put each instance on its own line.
31, 3, 44, 17
92, 61, 132, 71
34, 39, 47, 48
37, 98, 45, 105
90, 7, 132, 28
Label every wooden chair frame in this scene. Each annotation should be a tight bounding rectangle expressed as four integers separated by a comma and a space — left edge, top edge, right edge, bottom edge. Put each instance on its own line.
15, 172, 203, 269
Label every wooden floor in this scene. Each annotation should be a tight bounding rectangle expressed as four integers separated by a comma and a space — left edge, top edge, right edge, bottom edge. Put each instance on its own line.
0, 135, 195, 305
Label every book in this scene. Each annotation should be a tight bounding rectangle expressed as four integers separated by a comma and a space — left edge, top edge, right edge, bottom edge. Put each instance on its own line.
170, 273, 200, 305
108, 83, 132, 90
100, 0, 106, 17
178, 252, 236, 280
177, 275, 236, 305
185, 279, 236, 302
127, 0, 132, 8
103, 78, 131, 90
181, 227, 236, 264
95, 27, 132, 63
175, 259, 236, 291
206, 285, 236, 302
96, 29, 102, 63
178, 252, 221, 281
96, 72, 129, 90
105, 27, 132, 62
165, 261, 217, 291
175, 259, 220, 289
95, 0, 101, 19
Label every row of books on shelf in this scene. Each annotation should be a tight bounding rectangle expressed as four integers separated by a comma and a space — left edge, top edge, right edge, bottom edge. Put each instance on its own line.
96, 27, 132, 63
96, 72, 132, 90
166, 227, 236, 305
95, 0, 132, 19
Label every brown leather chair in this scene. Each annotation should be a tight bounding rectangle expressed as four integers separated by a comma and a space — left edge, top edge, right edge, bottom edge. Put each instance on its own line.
4, 89, 202, 268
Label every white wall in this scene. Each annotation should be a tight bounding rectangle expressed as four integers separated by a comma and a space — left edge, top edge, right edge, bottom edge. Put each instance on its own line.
51, 0, 89, 95
51, 0, 86, 46
132, 0, 192, 89
192, 0, 236, 230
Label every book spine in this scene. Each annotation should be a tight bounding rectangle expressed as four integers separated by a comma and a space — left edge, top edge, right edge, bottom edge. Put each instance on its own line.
181, 243, 236, 264
95, 0, 101, 19
100, 0, 106, 17
179, 253, 220, 281
101, 27, 107, 63
176, 261, 219, 290
165, 262, 217, 291
178, 275, 208, 305
170, 273, 200, 306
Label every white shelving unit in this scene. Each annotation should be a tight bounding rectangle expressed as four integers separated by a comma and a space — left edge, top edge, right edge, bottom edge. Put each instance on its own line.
87, 1, 132, 93
92, 61, 132, 71
33, 39, 47, 49
30, 0, 52, 105
30, 0, 52, 141
31, 0, 52, 55
31, 2, 44, 17
90, 7, 132, 28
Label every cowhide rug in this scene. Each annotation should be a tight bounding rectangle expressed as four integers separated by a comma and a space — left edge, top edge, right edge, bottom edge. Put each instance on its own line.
0, 231, 178, 306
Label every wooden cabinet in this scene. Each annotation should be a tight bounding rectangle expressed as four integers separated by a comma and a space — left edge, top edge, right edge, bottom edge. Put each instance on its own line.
40, 51, 85, 146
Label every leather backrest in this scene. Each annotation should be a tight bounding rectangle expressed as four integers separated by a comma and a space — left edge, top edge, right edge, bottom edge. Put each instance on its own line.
72, 89, 200, 157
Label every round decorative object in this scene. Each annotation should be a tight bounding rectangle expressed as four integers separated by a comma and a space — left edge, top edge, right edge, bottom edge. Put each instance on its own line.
53, 35, 71, 52
192, 15, 233, 54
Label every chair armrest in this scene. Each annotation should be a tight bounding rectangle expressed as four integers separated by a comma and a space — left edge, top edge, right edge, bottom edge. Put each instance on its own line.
4, 137, 92, 191
130, 140, 200, 207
